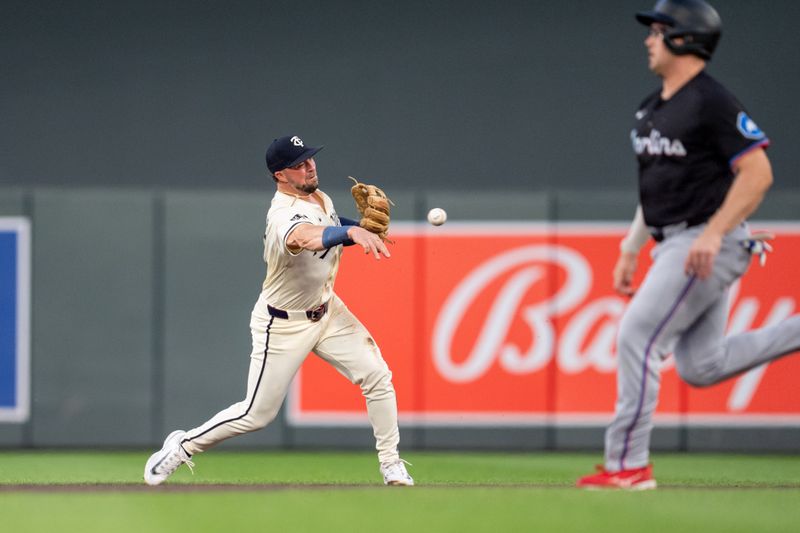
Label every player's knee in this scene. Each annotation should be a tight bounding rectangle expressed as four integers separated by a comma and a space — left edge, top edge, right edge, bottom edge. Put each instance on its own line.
360, 366, 394, 399
243, 407, 280, 430
675, 359, 718, 388
244, 415, 273, 431
615, 321, 652, 361
615, 335, 651, 373
617, 308, 654, 341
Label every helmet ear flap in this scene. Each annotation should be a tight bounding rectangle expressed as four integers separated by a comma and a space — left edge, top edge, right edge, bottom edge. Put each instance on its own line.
662, 28, 719, 60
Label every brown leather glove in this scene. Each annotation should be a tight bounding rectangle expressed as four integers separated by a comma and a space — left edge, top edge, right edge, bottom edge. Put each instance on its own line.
348, 176, 394, 242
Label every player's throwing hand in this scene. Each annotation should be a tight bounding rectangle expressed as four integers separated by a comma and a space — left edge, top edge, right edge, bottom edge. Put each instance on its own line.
348, 225, 391, 259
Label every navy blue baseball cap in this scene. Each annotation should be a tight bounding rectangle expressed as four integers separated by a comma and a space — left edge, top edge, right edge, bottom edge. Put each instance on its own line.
265, 135, 324, 174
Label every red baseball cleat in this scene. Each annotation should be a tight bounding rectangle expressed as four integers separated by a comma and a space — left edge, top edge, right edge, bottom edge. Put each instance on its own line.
576, 464, 657, 490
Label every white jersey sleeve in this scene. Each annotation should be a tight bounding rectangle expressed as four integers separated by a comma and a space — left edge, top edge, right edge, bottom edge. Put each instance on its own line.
265, 207, 313, 260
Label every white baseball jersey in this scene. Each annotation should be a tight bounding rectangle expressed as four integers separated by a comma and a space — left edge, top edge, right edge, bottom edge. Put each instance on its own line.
178, 186, 403, 467
261, 189, 342, 310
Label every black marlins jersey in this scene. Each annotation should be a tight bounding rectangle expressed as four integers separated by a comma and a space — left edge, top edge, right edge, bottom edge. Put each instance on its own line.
631, 71, 770, 228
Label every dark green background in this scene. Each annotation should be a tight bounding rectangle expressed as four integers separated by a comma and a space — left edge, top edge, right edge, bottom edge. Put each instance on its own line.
2, 0, 798, 192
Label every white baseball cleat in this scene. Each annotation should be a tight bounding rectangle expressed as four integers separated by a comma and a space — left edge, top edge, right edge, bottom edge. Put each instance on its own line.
144, 430, 195, 486
380, 458, 414, 486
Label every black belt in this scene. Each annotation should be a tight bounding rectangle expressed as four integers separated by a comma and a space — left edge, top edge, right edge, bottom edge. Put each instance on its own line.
268, 301, 329, 322
649, 218, 707, 243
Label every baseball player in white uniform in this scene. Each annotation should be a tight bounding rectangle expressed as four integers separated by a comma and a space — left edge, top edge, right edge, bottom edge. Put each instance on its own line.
144, 134, 413, 486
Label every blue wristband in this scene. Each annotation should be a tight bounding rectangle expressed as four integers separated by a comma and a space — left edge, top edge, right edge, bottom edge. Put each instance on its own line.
322, 226, 356, 248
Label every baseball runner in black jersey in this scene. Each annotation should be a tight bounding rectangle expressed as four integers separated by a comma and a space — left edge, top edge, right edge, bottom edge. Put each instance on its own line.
577, 0, 800, 490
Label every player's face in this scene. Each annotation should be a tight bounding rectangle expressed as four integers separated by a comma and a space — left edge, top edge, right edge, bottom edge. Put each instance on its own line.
278, 158, 319, 194
644, 24, 673, 75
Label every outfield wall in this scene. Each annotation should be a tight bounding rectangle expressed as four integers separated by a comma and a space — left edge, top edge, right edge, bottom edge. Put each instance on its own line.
1, 186, 799, 451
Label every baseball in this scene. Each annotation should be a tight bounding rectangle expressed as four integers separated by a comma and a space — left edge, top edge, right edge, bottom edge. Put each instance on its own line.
427, 207, 447, 226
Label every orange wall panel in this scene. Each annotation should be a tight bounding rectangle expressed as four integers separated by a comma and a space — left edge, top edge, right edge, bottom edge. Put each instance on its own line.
289, 224, 800, 426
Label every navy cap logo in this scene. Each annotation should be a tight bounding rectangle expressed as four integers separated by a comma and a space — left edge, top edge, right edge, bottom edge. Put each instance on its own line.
265, 135, 324, 174
737, 112, 765, 140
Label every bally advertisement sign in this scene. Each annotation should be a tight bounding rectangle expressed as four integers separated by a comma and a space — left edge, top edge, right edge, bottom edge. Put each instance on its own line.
288, 223, 800, 427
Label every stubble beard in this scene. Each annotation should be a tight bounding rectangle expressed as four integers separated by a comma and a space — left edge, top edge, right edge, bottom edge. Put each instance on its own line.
298, 181, 318, 195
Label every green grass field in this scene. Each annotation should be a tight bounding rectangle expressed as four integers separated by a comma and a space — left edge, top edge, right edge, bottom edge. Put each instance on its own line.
1, 450, 798, 533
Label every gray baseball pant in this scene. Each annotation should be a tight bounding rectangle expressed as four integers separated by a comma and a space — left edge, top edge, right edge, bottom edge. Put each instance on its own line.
605, 223, 800, 471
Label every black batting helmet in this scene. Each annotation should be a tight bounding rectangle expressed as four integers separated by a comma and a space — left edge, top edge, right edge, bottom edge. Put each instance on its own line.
636, 0, 722, 60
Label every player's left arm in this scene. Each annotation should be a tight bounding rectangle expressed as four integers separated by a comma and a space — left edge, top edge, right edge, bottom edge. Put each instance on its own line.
685, 148, 773, 279
287, 223, 390, 259
286, 223, 327, 252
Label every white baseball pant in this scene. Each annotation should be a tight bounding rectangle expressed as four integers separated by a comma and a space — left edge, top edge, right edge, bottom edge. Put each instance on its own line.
179, 293, 401, 464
